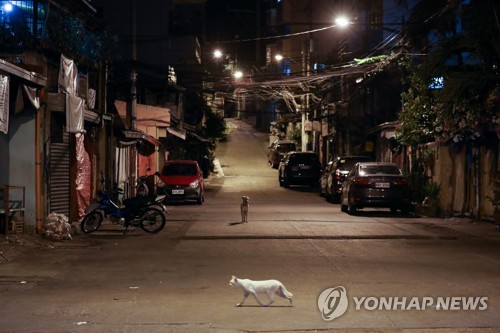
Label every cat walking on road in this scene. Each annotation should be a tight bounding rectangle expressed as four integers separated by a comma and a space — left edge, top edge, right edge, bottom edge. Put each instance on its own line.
229, 275, 293, 307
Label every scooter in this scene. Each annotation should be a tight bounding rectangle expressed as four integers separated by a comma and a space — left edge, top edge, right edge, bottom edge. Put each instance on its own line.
81, 172, 168, 234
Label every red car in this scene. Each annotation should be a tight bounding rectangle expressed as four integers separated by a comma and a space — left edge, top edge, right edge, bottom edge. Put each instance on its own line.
156, 160, 205, 204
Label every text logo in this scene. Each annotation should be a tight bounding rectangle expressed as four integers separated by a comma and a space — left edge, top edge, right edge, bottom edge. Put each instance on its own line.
317, 286, 349, 321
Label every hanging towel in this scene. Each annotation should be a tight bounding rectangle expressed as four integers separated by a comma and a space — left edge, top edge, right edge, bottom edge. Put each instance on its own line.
58, 54, 78, 95
66, 93, 85, 133
23, 85, 40, 109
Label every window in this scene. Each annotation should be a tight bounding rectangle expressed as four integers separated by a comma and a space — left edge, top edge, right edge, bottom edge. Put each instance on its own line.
0, 1, 45, 39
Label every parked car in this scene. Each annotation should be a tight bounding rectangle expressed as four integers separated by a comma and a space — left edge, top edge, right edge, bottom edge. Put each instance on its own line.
268, 139, 297, 168
319, 160, 334, 197
321, 155, 373, 202
156, 160, 205, 204
278, 151, 322, 188
340, 162, 411, 214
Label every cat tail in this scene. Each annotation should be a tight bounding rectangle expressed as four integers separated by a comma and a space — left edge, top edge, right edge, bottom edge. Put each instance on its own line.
279, 285, 293, 298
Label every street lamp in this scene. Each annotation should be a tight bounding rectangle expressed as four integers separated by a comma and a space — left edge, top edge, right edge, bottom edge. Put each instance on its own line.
334, 16, 350, 28
233, 70, 243, 80
3, 3, 13, 12
213, 49, 223, 59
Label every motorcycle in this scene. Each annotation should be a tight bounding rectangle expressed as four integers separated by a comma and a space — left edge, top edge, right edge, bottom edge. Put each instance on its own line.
80, 188, 168, 234
136, 168, 151, 197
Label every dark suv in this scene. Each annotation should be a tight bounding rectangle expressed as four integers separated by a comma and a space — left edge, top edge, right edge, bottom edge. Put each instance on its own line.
323, 155, 372, 202
278, 152, 322, 188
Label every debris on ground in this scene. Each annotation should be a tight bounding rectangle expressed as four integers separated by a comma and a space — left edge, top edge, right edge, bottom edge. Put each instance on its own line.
42, 213, 73, 241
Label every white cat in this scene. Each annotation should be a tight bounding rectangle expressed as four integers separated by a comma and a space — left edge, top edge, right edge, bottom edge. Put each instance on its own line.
240, 196, 249, 223
229, 275, 293, 307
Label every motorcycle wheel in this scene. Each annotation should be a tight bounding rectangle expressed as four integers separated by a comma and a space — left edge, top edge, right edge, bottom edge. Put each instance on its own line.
140, 207, 166, 233
80, 211, 103, 233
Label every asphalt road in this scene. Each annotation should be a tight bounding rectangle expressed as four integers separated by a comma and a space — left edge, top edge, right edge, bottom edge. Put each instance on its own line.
0, 119, 499, 333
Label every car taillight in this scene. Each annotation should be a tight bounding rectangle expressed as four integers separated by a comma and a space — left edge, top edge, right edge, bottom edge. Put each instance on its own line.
335, 169, 341, 179
393, 178, 408, 186
353, 177, 370, 185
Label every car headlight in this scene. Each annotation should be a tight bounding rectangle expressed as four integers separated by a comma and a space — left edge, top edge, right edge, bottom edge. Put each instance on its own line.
190, 180, 200, 188
157, 178, 166, 187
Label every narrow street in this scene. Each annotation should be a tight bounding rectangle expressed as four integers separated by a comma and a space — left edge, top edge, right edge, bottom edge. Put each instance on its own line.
0, 119, 499, 333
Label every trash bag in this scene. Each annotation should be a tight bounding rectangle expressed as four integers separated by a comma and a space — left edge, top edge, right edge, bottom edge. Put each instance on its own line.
43, 213, 72, 241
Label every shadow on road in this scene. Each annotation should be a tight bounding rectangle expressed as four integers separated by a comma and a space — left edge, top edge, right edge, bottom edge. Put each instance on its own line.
346, 210, 421, 219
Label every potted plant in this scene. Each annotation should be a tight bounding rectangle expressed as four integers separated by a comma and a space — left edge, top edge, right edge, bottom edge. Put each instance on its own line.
421, 181, 440, 217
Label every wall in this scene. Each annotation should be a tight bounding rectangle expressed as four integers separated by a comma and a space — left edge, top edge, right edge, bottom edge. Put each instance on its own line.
6, 109, 36, 228
433, 144, 495, 220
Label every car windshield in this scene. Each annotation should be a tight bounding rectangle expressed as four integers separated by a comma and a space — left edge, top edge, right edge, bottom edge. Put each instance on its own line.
359, 165, 401, 176
163, 163, 197, 176
276, 143, 296, 152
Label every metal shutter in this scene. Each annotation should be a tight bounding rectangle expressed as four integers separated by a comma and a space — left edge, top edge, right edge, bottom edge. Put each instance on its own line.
49, 140, 70, 216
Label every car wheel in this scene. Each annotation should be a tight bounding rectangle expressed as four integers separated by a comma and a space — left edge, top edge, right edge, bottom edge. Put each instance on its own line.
282, 178, 290, 188
401, 205, 410, 215
340, 194, 348, 212
197, 191, 205, 205
347, 195, 357, 215
390, 207, 398, 214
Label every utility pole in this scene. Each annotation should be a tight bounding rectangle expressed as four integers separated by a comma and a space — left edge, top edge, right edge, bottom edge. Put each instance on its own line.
130, 0, 137, 131
301, 0, 312, 152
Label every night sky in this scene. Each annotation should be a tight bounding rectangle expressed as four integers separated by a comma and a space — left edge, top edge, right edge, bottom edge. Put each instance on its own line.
205, 0, 263, 66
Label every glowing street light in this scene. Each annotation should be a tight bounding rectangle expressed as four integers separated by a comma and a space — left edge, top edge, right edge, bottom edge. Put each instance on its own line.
275, 54, 284, 62
233, 70, 243, 79
213, 49, 223, 59
3, 3, 13, 12
334, 16, 350, 28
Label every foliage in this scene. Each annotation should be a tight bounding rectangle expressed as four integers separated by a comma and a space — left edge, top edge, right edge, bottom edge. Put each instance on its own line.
408, 152, 428, 203
396, 61, 437, 147
203, 107, 227, 142
396, 0, 500, 148
286, 125, 302, 144
422, 181, 440, 207
44, 10, 117, 64
185, 91, 227, 142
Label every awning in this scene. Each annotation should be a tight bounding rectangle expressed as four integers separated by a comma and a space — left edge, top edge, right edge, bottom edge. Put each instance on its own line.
123, 130, 161, 147
167, 127, 186, 140
0, 59, 47, 87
